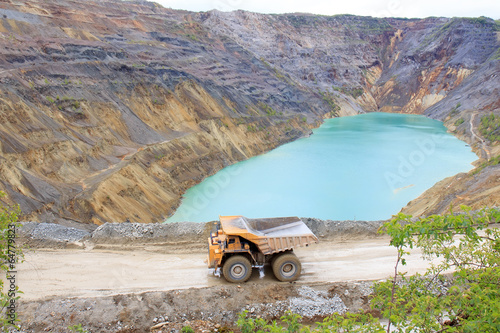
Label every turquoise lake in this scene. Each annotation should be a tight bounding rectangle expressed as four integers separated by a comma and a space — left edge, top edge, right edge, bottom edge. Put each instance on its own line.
166, 113, 478, 222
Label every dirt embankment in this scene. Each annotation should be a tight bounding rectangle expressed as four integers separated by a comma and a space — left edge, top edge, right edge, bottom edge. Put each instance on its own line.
18, 218, 384, 250
21, 281, 375, 333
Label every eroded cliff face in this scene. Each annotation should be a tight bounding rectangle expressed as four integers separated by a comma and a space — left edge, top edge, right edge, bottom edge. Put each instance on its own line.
0, 0, 498, 223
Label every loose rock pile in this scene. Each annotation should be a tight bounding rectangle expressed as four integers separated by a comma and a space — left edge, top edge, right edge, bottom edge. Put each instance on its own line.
18, 218, 385, 249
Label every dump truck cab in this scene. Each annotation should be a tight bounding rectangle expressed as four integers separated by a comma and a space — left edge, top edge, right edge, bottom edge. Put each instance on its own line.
208, 215, 319, 283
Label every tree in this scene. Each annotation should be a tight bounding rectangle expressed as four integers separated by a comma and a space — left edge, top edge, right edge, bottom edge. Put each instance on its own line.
373, 206, 500, 332
0, 192, 23, 330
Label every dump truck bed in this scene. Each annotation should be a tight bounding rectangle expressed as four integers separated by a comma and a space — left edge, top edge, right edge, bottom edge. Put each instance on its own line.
219, 216, 318, 255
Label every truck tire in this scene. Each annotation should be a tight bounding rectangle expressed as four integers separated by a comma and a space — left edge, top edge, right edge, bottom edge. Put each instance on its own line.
222, 255, 252, 283
272, 253, 301, 282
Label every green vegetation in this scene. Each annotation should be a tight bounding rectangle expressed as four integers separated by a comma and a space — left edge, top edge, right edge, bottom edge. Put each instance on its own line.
6, 34, 17, 42
441, 17, 492, 34
463, 16, 499, 30
319, 90, 341, 116
0, 192, 23, 330
257, 102, 277, 116
471, 155, 500, 175
46, 95, 82, 112
375, 207, 500, 333
234, 207, 500, 333
185, 33, 198, 41
237, 310, 383, 332
334, 86, 364, 99
479, 113, 500, 142
181, 326, 194, 333
215, 119, 229, 128
421, 17, 498, 52
463, 16, 491, 26
286, 15, 312, 29
68, 324, 89, 333
349, 88, 364, 99
285, 14, 392, 34
449, 103, 461, 116
247, 124, 257, 133
244, 105, 260, 116
454, 117, 464, 126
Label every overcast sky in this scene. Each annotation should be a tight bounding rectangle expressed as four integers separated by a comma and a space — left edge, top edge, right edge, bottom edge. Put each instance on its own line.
153, 0, 500, 19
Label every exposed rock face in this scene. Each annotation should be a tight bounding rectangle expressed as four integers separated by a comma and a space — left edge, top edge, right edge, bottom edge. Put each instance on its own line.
0, 0, 324, 224
0, 0, 498, 223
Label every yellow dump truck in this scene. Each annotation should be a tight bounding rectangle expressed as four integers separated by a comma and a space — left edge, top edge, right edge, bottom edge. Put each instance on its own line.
208, 215, 319, 283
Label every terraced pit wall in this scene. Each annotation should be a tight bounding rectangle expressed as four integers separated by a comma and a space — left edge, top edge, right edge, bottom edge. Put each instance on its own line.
0, 0, 498, 224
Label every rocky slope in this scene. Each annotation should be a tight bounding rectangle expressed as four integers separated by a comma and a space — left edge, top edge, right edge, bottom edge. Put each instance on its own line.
0, 0, 498, 224
21, 279, 373, 333
0, 0, 327, 224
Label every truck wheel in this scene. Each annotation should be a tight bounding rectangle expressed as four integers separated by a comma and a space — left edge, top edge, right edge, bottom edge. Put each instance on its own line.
272, 253, 301, 282
222, 255, 252, 283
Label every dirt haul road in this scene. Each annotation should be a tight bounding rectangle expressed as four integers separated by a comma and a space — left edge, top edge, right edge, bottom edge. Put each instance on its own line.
19, 235, 434, 301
